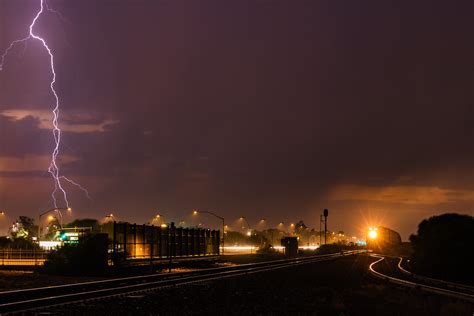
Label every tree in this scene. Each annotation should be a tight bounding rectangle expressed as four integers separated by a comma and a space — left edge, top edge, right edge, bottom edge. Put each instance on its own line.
224, 231, 248, 245
43, 233, 109, 276
295, 220, 307, 231
409, 213, 474, 284
65, 218, 100, 232
0, 236, 11, 248
9, 216, 37, 241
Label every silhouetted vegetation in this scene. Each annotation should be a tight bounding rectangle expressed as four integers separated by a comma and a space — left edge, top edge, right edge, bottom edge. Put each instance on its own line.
0, 236, 39, 249
43, 234, 109, 276
316, 244, 343, 255
9, 216, 37, 241
256, 244, 278, 254
409, 213, 474, 285
65, 218, 100, 232
224, 231, 248, 245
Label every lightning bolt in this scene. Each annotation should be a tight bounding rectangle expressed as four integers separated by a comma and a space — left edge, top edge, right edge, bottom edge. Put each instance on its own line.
0, 0, 89, 208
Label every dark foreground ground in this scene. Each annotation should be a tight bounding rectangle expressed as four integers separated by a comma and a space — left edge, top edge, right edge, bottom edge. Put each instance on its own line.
37, 254, 473, 316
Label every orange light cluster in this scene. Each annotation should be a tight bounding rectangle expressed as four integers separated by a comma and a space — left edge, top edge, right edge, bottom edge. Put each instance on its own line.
368, 227, 378, 239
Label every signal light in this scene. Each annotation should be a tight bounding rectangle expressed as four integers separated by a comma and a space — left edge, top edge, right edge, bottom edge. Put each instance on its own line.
59, 231, 67, 241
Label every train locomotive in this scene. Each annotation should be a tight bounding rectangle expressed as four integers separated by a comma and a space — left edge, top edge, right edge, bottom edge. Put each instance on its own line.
366, 226, 401, 250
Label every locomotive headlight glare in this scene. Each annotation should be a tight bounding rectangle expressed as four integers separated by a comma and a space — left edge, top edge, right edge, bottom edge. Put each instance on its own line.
368, 230, 377, 239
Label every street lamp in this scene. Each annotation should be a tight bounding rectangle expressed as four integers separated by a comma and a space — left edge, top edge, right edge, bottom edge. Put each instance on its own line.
0, 211, 5, 216
38, 207, 71, 239
239, 216, 251, 231
277, 222, 284, 231
149, 213, 164, 225
193, 210, 225, 255
105, 213, 115, 222
239, 216, 253, 253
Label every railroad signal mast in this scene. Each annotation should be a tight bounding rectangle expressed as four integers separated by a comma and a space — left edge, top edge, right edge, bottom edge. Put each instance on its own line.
323, 209, 329, 245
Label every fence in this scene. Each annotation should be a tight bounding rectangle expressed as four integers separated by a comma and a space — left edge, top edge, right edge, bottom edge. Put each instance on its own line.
107, 222, 220, 261
0, 249, 49, 266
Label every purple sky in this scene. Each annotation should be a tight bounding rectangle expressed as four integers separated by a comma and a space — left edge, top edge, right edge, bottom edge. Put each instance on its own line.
1, 0, 473, 239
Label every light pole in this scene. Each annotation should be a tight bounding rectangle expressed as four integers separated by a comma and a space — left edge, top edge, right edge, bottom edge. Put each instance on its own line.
239, 216, 253, 253
277, 222, 284, 231
258, 218, 266, 247
149, 213, 164, 225
290, 223, 295, 234
193, 210, 225, 255
239, 216, 251, 232
38, 207, 71, 239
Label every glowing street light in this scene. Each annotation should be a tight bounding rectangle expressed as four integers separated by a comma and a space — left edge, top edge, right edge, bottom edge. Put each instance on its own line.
193, 210, 225, 254
290, 223, 295, 231
258, 218, 267, 230
239, 216, 251, 230
239, 216, 252, 233
149, 213, 165, 225
0, 211, 5, 216
38, 207, 71, 239
239, 216, 254, 253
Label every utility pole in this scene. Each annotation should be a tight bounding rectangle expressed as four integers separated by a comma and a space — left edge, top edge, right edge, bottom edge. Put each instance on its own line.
323, 209, 329, 245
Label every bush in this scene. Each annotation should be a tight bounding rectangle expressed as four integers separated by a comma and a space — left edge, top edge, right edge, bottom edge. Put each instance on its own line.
316, 244, 343, 255
43, 234, 109, 276
256, 244, 277, 254
410, 213, 474, 284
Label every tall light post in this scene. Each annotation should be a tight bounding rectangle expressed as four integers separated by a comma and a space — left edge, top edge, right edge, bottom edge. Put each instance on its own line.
290, 223, 295, 235
277, 222, 284, 231
193, 210, 225, 255
239, 216, 254, 253
258, 218, 267, 230
149, 213, 164, 225
239, 216, 251, 233
38, 207, 71, 239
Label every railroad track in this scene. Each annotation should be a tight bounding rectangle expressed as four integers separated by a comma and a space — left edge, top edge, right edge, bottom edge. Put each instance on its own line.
0, 250, 364, 314
368, 254, 474, 303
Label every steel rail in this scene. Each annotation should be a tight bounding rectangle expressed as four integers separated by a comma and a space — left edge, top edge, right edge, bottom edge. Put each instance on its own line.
397, 257, 474, 294
0, 250, 358, 298
369, 255, 474, 303
0, 250, 364, 314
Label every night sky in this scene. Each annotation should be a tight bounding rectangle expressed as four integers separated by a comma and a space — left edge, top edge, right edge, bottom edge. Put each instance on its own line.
1, 0, 473, 239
